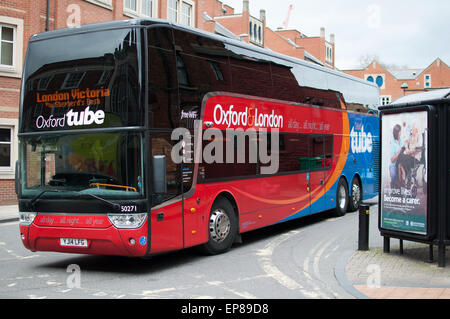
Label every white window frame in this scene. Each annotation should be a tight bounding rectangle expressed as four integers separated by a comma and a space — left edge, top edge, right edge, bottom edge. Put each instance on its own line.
0, 119, 18, 179
166, 0, 195, 27
249, 16, 263, 46
124, 0, 158, 18
0, 16, 23, 78
180, 1, 193, 26
83, 0, 113, 10
380, 95, 391, 106
167, 0, 178, 22
364, 73, 385, 90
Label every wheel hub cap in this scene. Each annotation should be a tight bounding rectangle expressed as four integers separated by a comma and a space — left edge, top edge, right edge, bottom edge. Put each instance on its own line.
209, 209, 231, 243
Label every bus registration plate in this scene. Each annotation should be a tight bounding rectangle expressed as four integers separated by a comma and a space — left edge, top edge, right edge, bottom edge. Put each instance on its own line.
60, 238, 88, 248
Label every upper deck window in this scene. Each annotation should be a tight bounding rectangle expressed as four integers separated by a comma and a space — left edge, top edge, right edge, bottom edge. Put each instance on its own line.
21, 28, 143, 133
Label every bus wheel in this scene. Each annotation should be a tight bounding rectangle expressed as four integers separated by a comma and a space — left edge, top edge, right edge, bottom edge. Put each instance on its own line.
201, 197, 237, 255
348, 177, 361, 212
334, 178, 348, 217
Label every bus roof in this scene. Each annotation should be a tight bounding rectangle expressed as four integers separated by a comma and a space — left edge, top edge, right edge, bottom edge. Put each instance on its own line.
29, 18, 379, 108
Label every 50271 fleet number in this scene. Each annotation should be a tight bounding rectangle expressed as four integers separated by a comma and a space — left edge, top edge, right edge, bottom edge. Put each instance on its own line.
120, 205, 137, 212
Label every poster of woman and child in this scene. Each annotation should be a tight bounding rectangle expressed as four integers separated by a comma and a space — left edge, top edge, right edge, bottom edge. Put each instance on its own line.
381, 111, 428, 235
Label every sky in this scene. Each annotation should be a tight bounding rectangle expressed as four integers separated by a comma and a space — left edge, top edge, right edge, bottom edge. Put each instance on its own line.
221, 0, 450, 70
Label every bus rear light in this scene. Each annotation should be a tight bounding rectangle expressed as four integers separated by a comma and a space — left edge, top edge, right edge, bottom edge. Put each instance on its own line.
107, 213, 147, 229
19, 212, 37, 226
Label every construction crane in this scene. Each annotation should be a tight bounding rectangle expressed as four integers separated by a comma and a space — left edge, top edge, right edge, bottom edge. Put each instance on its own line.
282, 4, 294, 29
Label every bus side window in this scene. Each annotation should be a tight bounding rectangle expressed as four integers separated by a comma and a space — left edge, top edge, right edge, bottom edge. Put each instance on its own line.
147, 27, 180, 129
277, 133, 311, 173
228, 44, 272, 99
172, 30, 231, 129
198, 130, 258, 181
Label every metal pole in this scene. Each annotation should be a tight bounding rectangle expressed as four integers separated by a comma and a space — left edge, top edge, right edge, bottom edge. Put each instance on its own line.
428, 244, 434, 263
358, 203, 370, 251
383, 236, 390, 253
438, 243, 446, 268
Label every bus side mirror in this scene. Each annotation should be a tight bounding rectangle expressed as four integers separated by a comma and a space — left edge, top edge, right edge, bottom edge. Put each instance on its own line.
152, 155, 167, 194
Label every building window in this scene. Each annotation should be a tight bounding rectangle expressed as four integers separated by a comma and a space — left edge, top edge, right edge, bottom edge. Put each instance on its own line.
141, 0, 153, 17
424, 74, 431, 88
366, 74, 385, 89
249, 18, 263, 46
124, 0, 156, 17
376, 75, 384, 88
0, 128, 12, 169
0, 17, 23, 78
325, 45, 333, 64
0, 25, 13, 66
167, 0, 194, 26
124, 0, 137, 11
180, 1, 192, 26
380, 95, 391, 106
168, 0, 178, 22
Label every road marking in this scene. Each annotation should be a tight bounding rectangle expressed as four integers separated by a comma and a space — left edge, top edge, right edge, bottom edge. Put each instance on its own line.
207, 280, 257, 299
256, 231, 323, 298
93, 291, 108, 297
141, 287, 176, 296
28, 295, 47, 299
313, 240, 334, 279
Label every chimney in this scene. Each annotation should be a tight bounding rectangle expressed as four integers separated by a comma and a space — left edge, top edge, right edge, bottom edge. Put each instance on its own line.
260, 9, 266, 22
320, 27, 325, 38
330, 33, 335, 44
243, 0, 249, 13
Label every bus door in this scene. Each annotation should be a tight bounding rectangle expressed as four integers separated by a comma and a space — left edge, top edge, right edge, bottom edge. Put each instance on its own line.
322, 135, 334, 210
149, 133, 184, 253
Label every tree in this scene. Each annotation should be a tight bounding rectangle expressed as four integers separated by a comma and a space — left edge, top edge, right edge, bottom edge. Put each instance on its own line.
358, 54, 408, 69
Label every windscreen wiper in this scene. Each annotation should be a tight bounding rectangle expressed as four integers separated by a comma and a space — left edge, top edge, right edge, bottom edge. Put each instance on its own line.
75, 192, 121, 212
30, 189, 63, 210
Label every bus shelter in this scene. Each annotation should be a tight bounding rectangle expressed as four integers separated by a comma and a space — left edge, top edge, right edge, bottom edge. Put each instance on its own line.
378, 89, 450, 267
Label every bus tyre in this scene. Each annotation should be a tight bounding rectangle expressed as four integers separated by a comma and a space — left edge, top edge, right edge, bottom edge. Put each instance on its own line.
201, 197, 237, 255
334, 178, 348, 217
348, 177, 361, 212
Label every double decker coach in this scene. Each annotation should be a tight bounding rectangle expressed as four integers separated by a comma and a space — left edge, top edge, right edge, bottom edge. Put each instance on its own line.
17, 19, 379, 257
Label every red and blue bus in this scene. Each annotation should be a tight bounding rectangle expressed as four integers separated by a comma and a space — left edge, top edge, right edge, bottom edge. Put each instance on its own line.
17, 19, 379, 257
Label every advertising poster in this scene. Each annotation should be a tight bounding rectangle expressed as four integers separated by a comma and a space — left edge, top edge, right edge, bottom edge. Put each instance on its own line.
381, 111, 428, 234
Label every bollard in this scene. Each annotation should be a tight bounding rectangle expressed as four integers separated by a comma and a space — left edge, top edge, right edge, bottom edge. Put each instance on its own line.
358, 203, 370, 251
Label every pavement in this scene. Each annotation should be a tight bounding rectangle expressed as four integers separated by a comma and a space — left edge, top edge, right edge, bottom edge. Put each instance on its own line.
1, 203, 449, 299
0, 204, 19, 224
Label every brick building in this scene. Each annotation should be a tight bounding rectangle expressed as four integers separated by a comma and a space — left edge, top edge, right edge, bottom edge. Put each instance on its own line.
343, 58, 450, 106
0, 0, 336, 202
